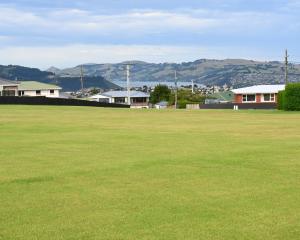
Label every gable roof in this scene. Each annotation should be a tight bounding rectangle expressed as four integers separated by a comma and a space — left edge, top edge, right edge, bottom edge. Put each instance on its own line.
0, 78, 19, 86
91, 91, 150, 98
232, 85, 285, 94
18, 81, 62, 91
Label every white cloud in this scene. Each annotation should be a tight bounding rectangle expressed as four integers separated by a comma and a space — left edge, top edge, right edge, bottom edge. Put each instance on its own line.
0, 7, 219, 34
285, 0, 300, 9
0, 4, 298, 67
0, 6, 293, 38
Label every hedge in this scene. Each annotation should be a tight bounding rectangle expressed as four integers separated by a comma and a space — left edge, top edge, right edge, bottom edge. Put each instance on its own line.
283, 83, 300, 111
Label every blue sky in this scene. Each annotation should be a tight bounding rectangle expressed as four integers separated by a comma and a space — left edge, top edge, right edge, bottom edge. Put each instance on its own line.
0, 0, 299, 69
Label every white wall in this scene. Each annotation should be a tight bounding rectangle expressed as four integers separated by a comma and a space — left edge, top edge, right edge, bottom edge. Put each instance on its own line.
23, 89, 60, 98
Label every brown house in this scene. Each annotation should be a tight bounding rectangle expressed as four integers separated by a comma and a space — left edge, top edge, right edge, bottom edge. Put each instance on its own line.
232, 85, 285, 104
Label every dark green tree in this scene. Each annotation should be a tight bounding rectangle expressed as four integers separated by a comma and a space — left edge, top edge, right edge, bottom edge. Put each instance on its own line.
150, 85, 171, 104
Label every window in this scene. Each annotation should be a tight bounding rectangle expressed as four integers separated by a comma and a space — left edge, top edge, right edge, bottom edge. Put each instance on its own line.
114, 97, 126, 103
99, 98, 109, 103
50, 90, 55, 94
132, 97, 147, 103
36, 90, 41, 95
242, 94, 256, 102
263, 93, 275, 102
2, 90, 16, 96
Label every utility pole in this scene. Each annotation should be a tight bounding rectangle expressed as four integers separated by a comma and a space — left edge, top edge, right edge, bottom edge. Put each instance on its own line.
192, 79, 194, 94
174, 70, 178, 109
126, 64, 131, 105
80, 65, 84, 92
285, 49, 289, 85
55, 73, 58, 85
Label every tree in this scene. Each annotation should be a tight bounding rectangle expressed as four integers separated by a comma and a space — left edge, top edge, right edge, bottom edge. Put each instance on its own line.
150, 85, 171, 104
169, 89, 205, 108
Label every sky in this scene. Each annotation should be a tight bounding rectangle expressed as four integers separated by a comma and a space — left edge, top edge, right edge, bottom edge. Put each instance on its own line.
0, 0, 299, 69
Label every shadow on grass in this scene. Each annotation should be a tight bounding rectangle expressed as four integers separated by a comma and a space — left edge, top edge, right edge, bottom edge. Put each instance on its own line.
1, 176, 55, 185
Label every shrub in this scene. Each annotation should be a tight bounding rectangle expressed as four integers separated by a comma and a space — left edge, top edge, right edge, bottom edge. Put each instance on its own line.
178, 99, 189, 109
169, 89, 205, 107
283, 83, 300, 111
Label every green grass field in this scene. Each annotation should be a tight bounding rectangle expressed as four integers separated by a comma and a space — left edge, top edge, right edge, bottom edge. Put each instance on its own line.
0, 106, 300, 240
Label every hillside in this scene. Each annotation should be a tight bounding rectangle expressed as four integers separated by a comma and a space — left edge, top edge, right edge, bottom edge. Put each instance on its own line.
0, 65, 119, 91
2, 59, 300, 89
50, 59, 300, 87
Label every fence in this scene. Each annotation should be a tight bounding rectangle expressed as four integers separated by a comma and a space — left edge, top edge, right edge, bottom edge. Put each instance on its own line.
0, 96, 130, 108
186, 104, 200, 110
199, 103, 277, 110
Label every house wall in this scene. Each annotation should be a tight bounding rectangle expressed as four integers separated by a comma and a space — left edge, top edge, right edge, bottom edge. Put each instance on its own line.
0, 86, 18, 96
234, 94, 243, 103
130, 104, 149, 109
256, 94, 262, 103
234, 93, 278, 104
22, 89, 60, 98
111, 97, 150, 105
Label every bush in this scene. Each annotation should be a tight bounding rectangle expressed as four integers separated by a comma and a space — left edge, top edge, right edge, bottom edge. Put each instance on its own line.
178, 99, 189, 109
150, 85, 171, 104
277, 90, 285, 110
283, 83, 300, 111
169, 89, 205, 107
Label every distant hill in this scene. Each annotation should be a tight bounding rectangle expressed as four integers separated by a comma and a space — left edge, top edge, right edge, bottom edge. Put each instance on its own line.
2, 59, 300, 90
54, 76, 120, 91
0, 65, 53, 81
50, 59, 300, 87
0, 65, 119, 91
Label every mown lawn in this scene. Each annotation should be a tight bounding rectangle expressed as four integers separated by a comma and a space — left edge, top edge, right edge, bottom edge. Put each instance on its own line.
0, 105, 299, 240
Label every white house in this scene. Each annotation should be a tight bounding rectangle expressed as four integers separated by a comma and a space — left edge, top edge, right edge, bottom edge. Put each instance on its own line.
0, 78, 62, 98
232, 85, 285, 103
90, 90, 150, 108
18, 81, 62, 98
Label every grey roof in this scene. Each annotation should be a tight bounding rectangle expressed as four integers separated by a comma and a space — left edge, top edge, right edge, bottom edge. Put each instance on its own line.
101, 91, 150, 98
0, 78, 19, 86
155, 101, 168, 106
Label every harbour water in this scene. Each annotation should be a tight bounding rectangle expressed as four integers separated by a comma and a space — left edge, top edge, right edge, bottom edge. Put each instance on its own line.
112, 80, 204, 88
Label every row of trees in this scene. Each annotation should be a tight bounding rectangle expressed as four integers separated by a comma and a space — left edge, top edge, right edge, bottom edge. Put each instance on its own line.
150, 85, 205, 108
278, 83, 300, 111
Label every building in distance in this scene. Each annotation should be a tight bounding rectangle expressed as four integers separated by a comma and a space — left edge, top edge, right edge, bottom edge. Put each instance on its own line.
90, 90, 150, 109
